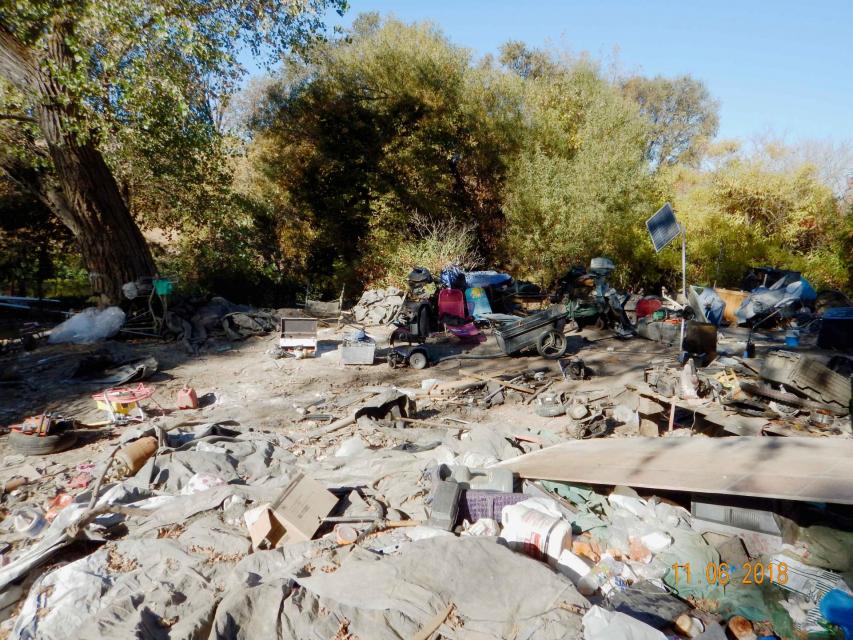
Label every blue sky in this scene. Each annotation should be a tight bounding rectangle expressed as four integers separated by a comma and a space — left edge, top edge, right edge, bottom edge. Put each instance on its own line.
305, 0, 852, 142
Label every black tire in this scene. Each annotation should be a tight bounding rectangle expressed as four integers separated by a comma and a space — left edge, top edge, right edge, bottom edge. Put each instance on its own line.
536, 330, 568, 359
417, 306, 430, 339
8, 429, 77, 456
408, 350, 429, 370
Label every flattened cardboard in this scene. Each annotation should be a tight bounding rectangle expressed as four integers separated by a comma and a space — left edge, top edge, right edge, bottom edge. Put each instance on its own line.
271, 472, 338, 544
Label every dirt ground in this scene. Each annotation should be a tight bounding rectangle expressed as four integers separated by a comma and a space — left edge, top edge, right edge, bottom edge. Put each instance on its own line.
0, 322, 670, 467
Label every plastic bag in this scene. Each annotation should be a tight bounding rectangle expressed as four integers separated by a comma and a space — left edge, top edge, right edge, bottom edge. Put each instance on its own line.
180, 473, 226, 495
49, 307, 125, 344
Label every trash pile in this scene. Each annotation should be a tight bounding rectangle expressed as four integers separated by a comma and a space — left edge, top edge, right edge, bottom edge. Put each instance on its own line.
0, 257, 851, 640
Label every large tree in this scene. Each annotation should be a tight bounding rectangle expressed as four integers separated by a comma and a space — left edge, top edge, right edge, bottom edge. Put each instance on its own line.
621, 75, 719, 170
248, 17, 524, 291
0, 0, 344, 302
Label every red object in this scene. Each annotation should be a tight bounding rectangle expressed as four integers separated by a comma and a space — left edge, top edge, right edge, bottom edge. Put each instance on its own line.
177, 386, 199, 410
635, 297, 663, 319
92, 384, 155, 405
67, 473, 92, 490
438, 289, 466, 321
45, 493, 73, 522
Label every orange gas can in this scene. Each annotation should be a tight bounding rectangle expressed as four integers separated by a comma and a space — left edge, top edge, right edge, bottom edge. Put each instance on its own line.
177, 386, 199, 409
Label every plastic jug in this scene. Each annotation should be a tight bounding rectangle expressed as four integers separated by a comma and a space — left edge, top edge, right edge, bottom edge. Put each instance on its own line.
177, 386, 199, 409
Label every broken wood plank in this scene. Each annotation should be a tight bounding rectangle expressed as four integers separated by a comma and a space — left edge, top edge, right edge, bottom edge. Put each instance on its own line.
397, 417, 471, 430
469, 373, 533, 394
525, 380, 554, 405
411, 603, 455, 640
425, 378, 485, 397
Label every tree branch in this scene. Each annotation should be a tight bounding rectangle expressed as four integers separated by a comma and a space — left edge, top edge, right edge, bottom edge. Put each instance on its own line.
0, 113, 36, 123
0, 24, 37, 91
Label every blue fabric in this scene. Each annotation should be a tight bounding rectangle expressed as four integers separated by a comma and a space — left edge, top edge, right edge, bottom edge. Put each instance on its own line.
463, 271, 512, 288
799, 277, 817, 302
697, 287, 726, 326
439, 265, 465, 289
820, 589, 853, 639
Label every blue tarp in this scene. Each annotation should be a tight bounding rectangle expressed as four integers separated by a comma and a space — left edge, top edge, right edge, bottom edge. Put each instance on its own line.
735, 277, 816, 323
463, 271, 513, 288
690, 287, 726, 326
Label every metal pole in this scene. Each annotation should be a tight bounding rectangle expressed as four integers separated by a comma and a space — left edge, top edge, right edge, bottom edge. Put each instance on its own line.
680, 224, 687, 348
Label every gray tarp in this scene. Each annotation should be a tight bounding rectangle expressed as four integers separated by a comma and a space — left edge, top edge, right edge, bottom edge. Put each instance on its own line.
6, 422, 586, 639
16, 536, 587, 640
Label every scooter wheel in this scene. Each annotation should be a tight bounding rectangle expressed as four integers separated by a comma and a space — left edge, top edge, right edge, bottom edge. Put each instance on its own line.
408, 350, 429, 370
536, 330, 568, 359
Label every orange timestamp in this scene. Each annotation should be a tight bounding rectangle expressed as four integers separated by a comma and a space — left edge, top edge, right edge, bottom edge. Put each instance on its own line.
670, 561, 789, 586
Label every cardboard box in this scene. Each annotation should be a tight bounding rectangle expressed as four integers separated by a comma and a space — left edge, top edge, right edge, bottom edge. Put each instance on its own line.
244, 473, 338, 550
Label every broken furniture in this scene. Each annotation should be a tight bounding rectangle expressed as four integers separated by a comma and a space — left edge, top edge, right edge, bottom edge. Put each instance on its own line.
279, 316, 318, 356
120, 276, 175, 338
300, 286, 346, 326
93, 383, 155, 424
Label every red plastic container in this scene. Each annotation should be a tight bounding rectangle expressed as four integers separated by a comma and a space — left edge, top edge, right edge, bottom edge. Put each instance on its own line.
635, 297, 663, 319
177, 386, 199, 410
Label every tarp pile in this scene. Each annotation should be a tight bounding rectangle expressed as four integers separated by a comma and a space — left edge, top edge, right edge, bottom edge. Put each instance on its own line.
351, 288, 404, 325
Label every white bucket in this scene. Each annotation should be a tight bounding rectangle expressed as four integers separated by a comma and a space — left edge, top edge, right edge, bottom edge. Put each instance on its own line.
500, 497, 572, 566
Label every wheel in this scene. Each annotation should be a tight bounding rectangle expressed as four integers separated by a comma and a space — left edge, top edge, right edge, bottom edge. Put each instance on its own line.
417, 306, 430, 339
408, 350, 428, 370
8, 429, 77, 456
536, 330, 568, 359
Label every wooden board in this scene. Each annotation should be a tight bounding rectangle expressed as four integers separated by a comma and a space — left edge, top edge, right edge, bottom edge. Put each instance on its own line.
498, 437, 853, 505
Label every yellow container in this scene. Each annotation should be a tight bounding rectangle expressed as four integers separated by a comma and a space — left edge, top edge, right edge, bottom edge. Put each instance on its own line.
715, 288, 750, 325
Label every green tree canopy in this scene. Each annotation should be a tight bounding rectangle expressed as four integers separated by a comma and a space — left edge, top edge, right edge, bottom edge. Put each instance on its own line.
0, 0, 345, 301
247, 17, 524, 291
621, 75, 719, 170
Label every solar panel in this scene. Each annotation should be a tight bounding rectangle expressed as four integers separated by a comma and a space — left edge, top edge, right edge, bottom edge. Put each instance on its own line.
646, 203, 681, 253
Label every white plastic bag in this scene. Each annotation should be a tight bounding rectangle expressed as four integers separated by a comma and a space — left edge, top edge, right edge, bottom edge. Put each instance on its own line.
334, 437, 367, 457
49, 307, 125, 344
180, 473, 226, 495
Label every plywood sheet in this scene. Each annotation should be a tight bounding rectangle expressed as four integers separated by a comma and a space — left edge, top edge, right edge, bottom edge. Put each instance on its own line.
499, 437, 853, 505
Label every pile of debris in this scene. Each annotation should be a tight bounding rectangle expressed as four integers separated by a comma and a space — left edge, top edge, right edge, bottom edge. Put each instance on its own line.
1, 371, 850, 639
1, 259, 851, 640
351, 288, 404, 325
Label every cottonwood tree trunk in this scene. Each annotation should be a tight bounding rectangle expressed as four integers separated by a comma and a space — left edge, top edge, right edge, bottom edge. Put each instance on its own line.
0, 24, 155, 304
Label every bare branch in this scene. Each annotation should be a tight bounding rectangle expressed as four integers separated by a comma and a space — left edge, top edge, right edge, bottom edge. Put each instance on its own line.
0, 113, 36, 123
